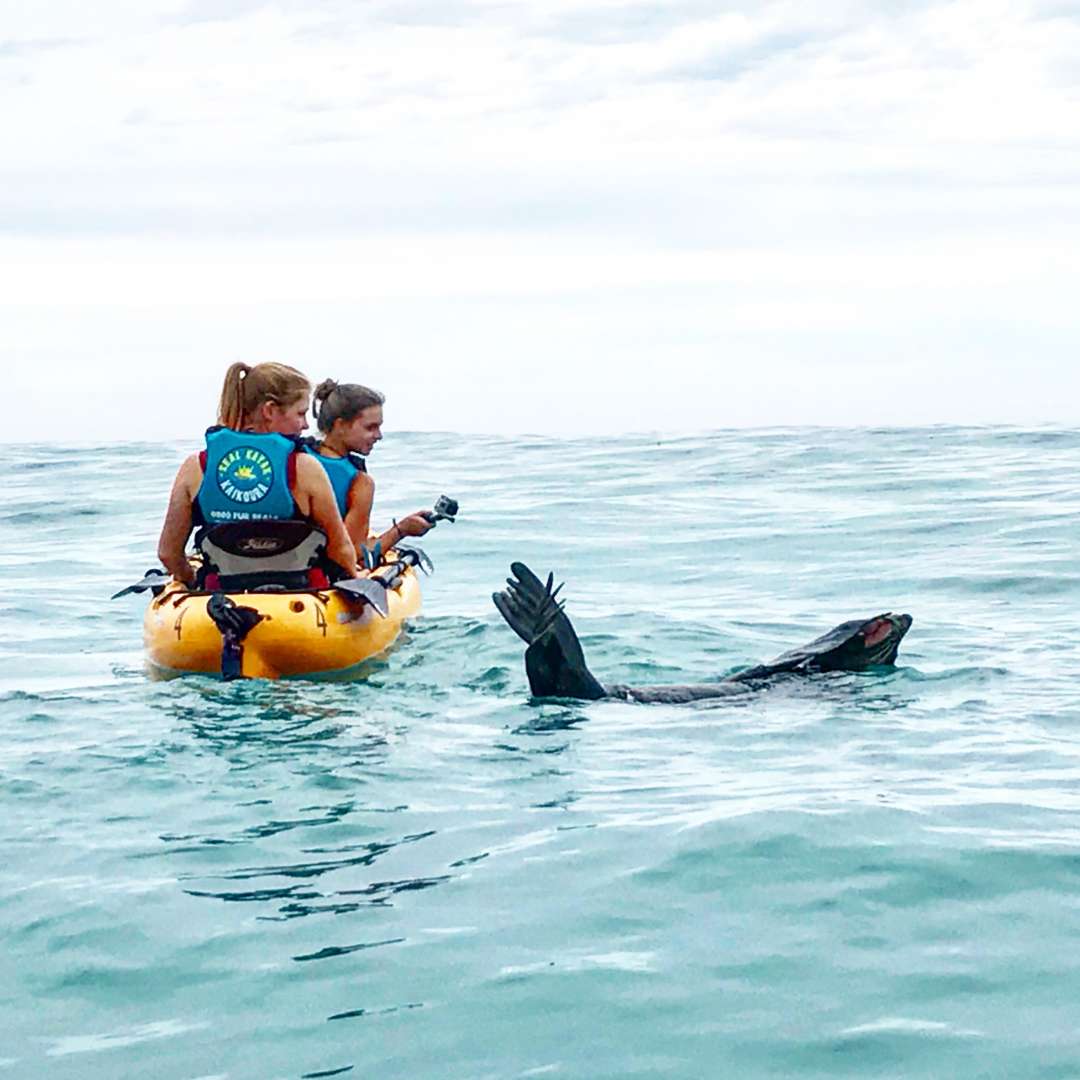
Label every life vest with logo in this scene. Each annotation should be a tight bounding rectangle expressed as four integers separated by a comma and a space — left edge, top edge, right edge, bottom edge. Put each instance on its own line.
192, 428, 334, 591
302, 443, 366, 517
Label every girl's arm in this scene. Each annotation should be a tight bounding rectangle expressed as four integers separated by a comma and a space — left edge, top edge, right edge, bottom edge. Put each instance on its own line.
295, 454, 359, 577
343, 472, 375, 553
371, 510, 435, 553
345, 473, 432, 557
157, 455, 200, 585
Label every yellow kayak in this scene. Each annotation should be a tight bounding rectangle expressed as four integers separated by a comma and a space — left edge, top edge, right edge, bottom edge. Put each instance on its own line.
143, 565, 422, 680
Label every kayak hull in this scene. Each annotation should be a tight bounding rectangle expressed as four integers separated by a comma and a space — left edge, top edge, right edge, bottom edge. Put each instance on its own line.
143, 569, 422, 679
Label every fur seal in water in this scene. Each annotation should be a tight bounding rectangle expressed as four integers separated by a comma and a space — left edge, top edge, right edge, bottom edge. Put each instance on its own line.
494, 562, 912, 703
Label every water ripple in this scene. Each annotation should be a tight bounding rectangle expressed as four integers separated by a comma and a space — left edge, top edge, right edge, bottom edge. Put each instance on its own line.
3, 428, 1080, 1078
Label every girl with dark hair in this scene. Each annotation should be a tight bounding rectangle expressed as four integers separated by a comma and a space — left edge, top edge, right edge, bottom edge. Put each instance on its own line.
307, 379, 434, 560
157, 363, 358, 586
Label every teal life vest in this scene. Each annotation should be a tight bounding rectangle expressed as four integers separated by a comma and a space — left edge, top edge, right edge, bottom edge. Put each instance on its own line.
303, 443, 366, 517
194, 427, 300, 525
189, 428, 346, 591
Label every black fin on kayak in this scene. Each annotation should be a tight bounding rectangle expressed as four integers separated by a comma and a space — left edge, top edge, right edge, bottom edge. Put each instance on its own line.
111, 568, 171, 599
396, 543, 434, 574
336, 578, 390, 618
207, 592, 265, 681
493, 562, 606, 700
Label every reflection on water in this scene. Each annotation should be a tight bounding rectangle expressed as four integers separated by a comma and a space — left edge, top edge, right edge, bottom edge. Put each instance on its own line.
512, 706, 591, 736
172, 681, 401, 757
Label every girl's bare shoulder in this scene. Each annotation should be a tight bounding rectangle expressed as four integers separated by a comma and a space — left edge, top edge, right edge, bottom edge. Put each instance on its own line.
173, 452, 203, 493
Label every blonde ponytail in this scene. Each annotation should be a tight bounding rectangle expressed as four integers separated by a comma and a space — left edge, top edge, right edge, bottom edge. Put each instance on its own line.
216, 362, 252, 430
216, 362, 311, 430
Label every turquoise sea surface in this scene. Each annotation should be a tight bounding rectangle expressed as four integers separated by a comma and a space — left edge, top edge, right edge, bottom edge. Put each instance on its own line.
3, 428, 1080, 1079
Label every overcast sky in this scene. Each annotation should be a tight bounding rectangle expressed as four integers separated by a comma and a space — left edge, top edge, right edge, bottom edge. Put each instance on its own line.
3, 0, 1079, 440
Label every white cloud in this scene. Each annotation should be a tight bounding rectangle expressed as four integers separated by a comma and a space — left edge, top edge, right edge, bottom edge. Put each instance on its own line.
1, 0, 1078, 438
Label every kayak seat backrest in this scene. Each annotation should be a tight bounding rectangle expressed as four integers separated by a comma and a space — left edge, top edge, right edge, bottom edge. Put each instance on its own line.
202, 520, 321, 559
197, 522, 329, 587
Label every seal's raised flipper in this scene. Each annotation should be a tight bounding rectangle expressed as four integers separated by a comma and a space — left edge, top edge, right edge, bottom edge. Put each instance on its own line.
492, 562, 560, 645
493, 562, 606, 700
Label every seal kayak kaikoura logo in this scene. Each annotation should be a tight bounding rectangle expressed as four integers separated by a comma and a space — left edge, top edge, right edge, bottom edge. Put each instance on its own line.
217, 447, 274, 504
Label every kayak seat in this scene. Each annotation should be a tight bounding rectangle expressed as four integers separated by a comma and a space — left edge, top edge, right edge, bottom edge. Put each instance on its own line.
196, 521, 335, 592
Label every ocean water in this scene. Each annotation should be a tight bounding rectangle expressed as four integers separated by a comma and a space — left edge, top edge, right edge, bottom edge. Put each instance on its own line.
2, 427, 1080, 1079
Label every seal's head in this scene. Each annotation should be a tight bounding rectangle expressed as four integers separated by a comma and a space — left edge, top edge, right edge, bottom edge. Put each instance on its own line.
811, 612, 913, 671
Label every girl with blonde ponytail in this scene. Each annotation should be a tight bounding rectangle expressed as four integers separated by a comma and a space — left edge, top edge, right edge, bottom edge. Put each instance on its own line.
215, 361, 310, 433
156, 363, 358, 586
304, 378, 434, 559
